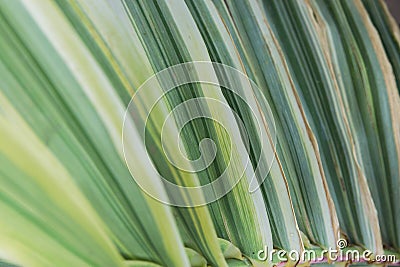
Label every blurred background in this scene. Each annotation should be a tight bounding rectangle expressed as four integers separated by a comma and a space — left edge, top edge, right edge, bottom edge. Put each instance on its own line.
385, 0, 400, 24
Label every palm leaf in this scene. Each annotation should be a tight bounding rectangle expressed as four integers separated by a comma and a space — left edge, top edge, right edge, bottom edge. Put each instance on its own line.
0, 0, 399, 266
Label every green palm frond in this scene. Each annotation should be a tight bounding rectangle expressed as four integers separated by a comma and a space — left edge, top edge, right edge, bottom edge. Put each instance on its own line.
0, 0, 399, 266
